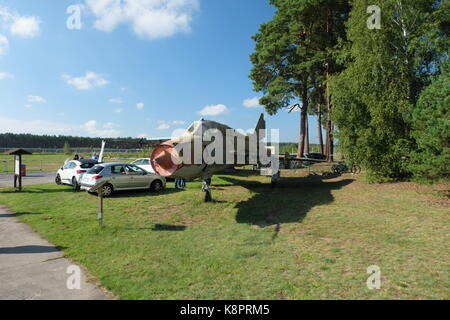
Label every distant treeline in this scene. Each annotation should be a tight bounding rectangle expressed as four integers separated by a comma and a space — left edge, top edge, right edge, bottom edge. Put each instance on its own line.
1, 133, 316, 154
0, 133, 162, 149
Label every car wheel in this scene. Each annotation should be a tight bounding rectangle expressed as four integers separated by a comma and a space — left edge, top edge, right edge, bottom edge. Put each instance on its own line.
150, 180, 163, 192
101, 184, 113, 197
55, 174, 62, 185
72, 177, 80, 191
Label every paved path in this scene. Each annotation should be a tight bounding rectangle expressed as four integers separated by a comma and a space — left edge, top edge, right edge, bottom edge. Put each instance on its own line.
0, 206, 111, 300
0, 172, 55, 188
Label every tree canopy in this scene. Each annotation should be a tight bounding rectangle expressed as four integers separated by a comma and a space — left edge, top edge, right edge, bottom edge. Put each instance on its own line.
331, 0, 449, 181
251, 0, 449, 183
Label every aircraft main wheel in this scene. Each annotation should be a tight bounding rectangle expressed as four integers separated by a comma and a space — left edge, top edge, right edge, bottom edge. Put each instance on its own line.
150, 180, 163, 192
100, 184, 113, 197
55, 174, 61, 185
204, 190, 212, 202
72, 177, 80, 191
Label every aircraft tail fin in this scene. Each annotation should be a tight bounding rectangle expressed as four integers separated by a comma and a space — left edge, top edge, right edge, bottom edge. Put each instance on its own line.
255, 113, 265, 133
98, 140, 106, 163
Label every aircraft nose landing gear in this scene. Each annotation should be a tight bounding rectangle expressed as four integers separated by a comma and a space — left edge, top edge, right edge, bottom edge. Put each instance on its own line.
202, 178, 212, 202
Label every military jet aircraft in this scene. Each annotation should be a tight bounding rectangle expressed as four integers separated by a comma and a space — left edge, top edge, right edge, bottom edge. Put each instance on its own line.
150, 114, 276, 202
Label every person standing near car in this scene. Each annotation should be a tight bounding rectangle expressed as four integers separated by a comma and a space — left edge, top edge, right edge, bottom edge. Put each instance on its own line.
174, 178, 187, 190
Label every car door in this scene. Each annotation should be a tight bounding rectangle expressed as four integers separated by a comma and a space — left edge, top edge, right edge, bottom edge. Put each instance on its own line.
110, 165, 129, 189
61, 161, 75, 182
140, 159, 154, 173
125, 165, 149, 188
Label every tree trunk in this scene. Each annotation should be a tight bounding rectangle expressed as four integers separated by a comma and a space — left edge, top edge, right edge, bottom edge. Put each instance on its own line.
298, 107, 307, 158
305, 115, 310, 154
298, 84, 309, 158
330, 120, 334, 162
317, 103, 324, 154
325, 66, 334, 162
325, 6, 334, 163
326, 119, 332, 162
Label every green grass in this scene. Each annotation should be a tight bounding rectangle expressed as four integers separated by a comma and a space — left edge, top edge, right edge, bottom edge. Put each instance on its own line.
0, 171, 448, 299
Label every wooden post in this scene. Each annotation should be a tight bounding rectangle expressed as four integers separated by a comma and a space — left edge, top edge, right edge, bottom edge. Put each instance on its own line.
98, 192, 104, 226
18, 155, 22, 191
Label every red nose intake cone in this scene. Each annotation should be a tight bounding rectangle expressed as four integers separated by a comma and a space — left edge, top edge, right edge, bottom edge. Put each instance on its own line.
151, 145, 181, 177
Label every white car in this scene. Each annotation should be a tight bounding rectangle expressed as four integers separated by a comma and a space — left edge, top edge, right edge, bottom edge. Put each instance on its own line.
55, 159, 98, 190
131, 158, 155, 173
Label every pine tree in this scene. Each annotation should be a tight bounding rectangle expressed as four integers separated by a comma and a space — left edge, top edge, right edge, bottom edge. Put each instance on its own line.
409, 61, 450, 183
250, 0, 350, 158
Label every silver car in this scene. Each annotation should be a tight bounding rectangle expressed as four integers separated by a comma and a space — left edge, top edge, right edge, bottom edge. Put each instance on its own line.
80, 162, 166, 197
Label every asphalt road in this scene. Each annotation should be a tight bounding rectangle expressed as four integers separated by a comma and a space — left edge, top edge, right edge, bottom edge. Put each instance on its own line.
0, 172, 55, 188
0, 206, 111, 300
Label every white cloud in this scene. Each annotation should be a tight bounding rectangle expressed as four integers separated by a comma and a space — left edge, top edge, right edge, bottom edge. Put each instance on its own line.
0, 8, 40, 55
0, 116, 121, 137
84, 0, 199, 39
0, 117, 76, 135
114, 108, 123, 113
156, 120, 185, 130
24, 104, 32, 109
103, 122, 119, 129
243, 97, 262, 108
0, 71, 13, 79
199, 104, 228, 116
0, 34, 9, 55
109, 97, 123, 103
157, 123, 171, 130
0, 8, 41, 38
27, 95, 46, 103
62, 72, 109, 90
136, 102, 144, 110
83, 120, 120, 137
137, 133, 148, 138
10, 15, 40, 38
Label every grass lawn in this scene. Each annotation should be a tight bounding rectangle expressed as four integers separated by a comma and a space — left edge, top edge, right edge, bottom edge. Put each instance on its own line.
0, 170, 448, 299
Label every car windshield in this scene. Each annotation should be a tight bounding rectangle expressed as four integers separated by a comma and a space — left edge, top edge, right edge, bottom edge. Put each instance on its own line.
88, 165, 104, 174
80, 163, 95, 169
126, 165, 145, 174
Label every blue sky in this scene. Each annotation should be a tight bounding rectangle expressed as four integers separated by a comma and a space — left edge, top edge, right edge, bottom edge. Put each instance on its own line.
0, 0, 321, 143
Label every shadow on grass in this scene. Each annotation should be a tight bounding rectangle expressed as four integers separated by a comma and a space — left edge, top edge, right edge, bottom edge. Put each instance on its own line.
0, 245, 66, 254
220, 174, 355, 232
152, 224, 187, 231
121, 224, 187, 232
0, 188, 72, 194
216, 168, 260, 177
0, 212, 44, 218
87, 187, 182, 199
